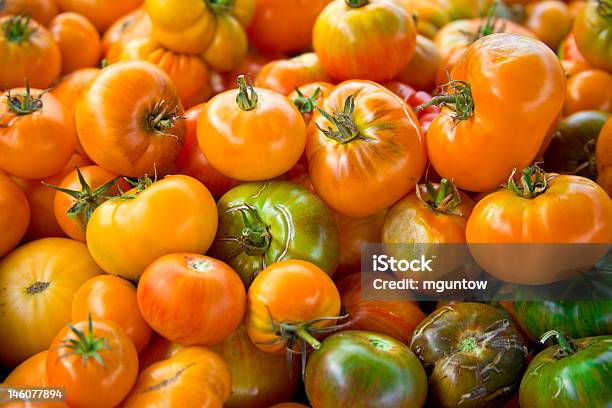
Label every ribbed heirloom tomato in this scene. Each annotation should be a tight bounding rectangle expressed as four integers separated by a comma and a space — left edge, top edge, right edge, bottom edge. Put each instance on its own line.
306, 80, 427, 217
0, 170, 29, 257
76, 61, 186, 177
49, 12, 102, 75
573, 0, 612, 73
86, 175, 218, 279
137, 253, 246, 346
198, 75, 306, 181
255, 53, 332, 96
313, 0, 416, 82
424, 33, 565, 192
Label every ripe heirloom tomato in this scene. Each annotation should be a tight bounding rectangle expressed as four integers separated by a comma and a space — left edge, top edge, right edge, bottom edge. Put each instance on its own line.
255, 53, 332, 96
313, 0, 416, 82
0, 0, 59, 26
46, 317, 139, 408
102, 7, 152, 64
137, 253, 246, 346
76, 61, 186, 177
200, 11, 249, 72
246, 260, 341, 355
247, 0, 330, 54
198, 75, 306, 181
307, 80, 427, 218
564, 69, 612, 115
209, 324, 300, 408
176, 103, 241, 197
72, 275, 152, 352
288, 82, 335, 125
335, 274, 426, 344
305, 331, 428, 408
50, 67, 100, 111
397, 0, 452, 39
49, 12, 102, 75
55, 0, 144, 31
219, 50, 280, 92
0, 170, 29, 257
597, 117, 612, 195
0, 85, 76, 180
425, 33, 565, 192
123, 347, 231, 408
51, 166, 127, 242
573, 0, 612, 73
120, 38, 211, 108
525, 0, 572, 49
86, 175, 218, 279
209, 181, 339, 286
410, 303, 528, 408
396, 34, 442, 92
0, 15, 61, 89
0, 238, 103, 367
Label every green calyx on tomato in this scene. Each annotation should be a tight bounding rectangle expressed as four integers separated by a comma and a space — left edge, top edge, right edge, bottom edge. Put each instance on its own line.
59, 315, 111, 368
6, 81, 43, 115
146, 99, 183, 134
316, 95, 364, 143
2, 14, 36, 44
471, 1, 505, 42
206, 0, 235, 14
118, 175, 155, 200
416, 178, 464, 216
46, 167, 120, 224
507, 164, 551, 199
417, 78, 474, 122
292, 86, 321, 114
235, 75, 258, 111
345, 0, 369, 8
596, 0, 612, 18
219, 203, 272, 256
540, 330, 576, 358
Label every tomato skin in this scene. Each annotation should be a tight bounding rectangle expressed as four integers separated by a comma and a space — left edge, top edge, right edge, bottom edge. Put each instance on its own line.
305, 331, 428, 408
209, 324, 300, 408
564, 69, 612, 115
307, 80, 427, 218
255, 53, 332, 96
46, 319, 138, 408
50, 67, 100, 112
49, 12, 101, 75
76, 61, 186, 177
313, 0, 416, 82
72, 275, 152, 352
0, 87, 76, 180
123, 347, 231, 408
597, 117, 612, 195
573, 0, 612, 73
0, 15, 61, 89
137, 253, 246, 346
247, 0, 330, 54
201, 13, 249, 72
397, 0, 452, 38
410, 303, 528, 408
525, 0, 572, 49
56, 0, 143, 31
0, 238, 103, 367
519, 334, 612, 408
198, 83, 306, 181
210, 181, 339, 286
0, 0, 59, 26
0, 170, 29, 257
102, 7, 152, 64
427, 34, 566, 192
246, 260, 341, 353
86, 175, 218, 279
138, 333, 184, 371
219, 51, 280, 93
396, 34, 442, 92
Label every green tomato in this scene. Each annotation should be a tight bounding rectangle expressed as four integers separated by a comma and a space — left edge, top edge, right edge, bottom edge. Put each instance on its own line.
573, 0, 612, 73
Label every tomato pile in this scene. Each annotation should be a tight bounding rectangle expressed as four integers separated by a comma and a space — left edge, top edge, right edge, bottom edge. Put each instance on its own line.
1, 0, 612, 407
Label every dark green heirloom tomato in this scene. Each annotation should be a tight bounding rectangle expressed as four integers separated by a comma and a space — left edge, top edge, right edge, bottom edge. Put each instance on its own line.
410, 302, 528, 408
573, 0, 612, 73
304, 331, 427, 408
209, 181, 339, 287
520, 331, 612, 408
544, 110, 611, 179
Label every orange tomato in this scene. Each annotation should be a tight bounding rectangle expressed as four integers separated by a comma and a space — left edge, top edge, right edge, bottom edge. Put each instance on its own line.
573, 0, 612, 73
198, 75, 306, 181
396, 34, 442, 92
247, 0, 330, 54
55, 0, 144, 31
597, 117, 612, 196
0, 15, 61, 89
86, 175, 218, 279
0, 85, 76, 180
123, 347, 231, 408
138, 333, 183, 372
255, 53, 332, 96
306, 80, 427, 217
175, 103, 241, 197
72, 275, 152, 352
0, 0, 59, 26
0, 170, 29, 257
0, 238, 103, 367
49, 12, 101, 75
314, 0, 416, 82
246, 259, 341, 354
46, 318, 138, 408
137, 253, 246, 346
201, 12, 249, 72
50, 67, 100, 111
102, 7, 151, 64
75, 61, 186, 177
426, 33, 566, 192
525, 0, 572, 49
120, 38, 211, 108
288, 81, 335, 125
564, 69, 612, 115
219, 50, 280, 93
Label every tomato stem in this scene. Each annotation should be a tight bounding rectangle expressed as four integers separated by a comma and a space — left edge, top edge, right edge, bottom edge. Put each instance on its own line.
295, 326, 321, 350
345, 0, 369, 7
5, 80, 43, 115
220, 203, 271, 256
292, 86, 322, 114
147, 99, 183, 135
506, 164, 550, 199
470, 0, 503, 42
416, 78, 474, 122
596, 0, 612, 18
415, 178, 464, 216
57, 314, 111, 368
540, 330, 576, 358
316, 95, 364, 144
2, 14, 37, 43
236, 74, 258, 111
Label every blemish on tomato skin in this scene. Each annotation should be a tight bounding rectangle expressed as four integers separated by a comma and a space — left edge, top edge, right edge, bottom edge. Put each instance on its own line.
143, 362, 195, 392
